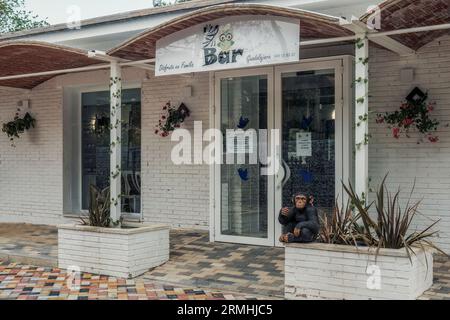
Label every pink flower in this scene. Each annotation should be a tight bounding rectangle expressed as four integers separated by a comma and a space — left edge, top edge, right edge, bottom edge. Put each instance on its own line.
161, 116, 166, 120
428, 135, 439, 143
392, 127, 400, 139
376, 116, 384, 124
402, 118, 414, 127
427, 104, 435, 112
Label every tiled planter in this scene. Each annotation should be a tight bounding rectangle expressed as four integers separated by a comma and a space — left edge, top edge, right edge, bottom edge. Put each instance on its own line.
58, 222, 170, 279
285, 243, 434, 300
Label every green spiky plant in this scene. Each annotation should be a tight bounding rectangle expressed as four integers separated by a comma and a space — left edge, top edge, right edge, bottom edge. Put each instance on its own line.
343, 174, 446, 261
319, 200, 362, 246
80, 185, 111, 228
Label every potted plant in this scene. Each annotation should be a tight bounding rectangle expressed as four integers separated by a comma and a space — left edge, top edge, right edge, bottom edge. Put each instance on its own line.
58, 185, 170, 279
2, 108, 36, 146
155, 101, 190, 137
285, 175, 445, 300
376, 89, 440, 143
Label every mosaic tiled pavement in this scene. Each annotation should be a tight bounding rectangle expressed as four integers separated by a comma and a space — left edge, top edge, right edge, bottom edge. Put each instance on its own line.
0, 263, 272, 300
1, 223, 450, 300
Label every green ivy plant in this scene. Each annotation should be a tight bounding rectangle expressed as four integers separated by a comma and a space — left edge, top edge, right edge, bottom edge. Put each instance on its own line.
2, 108, 36, 146
354, 35, 370, 151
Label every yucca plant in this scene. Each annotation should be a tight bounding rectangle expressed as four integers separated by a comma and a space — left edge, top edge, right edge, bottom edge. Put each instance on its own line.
343, 174, 446, 261
80, 185, 111, 228
319, 200, 361, 246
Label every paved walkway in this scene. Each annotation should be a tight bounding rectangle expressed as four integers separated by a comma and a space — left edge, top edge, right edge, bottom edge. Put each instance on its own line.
0, 224, 57, 266
0, 262, 272, 300
141, 230, 284, 297
1, 223, 450, 300
0, 223, 284, 297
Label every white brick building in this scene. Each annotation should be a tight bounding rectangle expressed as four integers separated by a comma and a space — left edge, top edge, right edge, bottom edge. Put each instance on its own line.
0, 0, 449, 252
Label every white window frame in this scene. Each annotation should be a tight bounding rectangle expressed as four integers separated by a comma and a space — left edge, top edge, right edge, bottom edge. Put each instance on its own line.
63, 83, 143, 220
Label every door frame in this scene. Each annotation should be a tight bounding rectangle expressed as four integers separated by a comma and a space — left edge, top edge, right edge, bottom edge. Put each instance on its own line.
210, 56, 353, 247
213, 66, 276, 246
273, 57, 352, 247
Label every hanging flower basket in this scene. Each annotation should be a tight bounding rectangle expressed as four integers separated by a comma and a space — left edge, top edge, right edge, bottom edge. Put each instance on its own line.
376, 90, 440, 143
2, 108, 36, 146
155, 101, 190, 137
90, 113, 110, 137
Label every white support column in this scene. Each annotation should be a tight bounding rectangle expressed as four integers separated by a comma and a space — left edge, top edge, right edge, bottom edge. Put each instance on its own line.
110, 61, 122, 224
354, 34, 369, 200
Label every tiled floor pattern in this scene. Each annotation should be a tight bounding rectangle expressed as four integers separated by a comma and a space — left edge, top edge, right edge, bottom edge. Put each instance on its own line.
418, 255, 450, 300
0, 263, 272, 300
1, 223, 450, 300
0, 223, 57, 266
0, 224, 285, 297
141, 230, 285, 297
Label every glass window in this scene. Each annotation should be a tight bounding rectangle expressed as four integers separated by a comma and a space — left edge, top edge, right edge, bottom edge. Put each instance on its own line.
81, 88, 141, 214
220, 75, 268, 239
281, 70, 335, 214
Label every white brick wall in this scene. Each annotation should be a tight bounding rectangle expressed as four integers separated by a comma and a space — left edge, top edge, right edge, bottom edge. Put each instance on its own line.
1, 36, 450, 250
285, 243, 433, 300
140, 73, 211, 229
0, 69, 211, 229
368, 35, 450, 254
0, 87, 66, 225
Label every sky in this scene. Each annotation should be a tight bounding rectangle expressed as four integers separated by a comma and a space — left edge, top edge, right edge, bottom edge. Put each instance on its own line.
24, 0, 177, 24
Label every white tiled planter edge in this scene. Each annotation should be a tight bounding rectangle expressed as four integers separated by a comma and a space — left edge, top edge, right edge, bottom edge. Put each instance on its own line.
285, 243, 434, 300
58, 222, 170, 279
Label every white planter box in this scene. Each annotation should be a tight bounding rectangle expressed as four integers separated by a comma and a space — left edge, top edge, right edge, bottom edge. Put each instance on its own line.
285, 243, 434, 300
58, 222, 170, 279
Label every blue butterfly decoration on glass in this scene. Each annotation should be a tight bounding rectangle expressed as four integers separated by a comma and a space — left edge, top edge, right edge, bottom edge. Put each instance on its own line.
299, 169, 313, 183
238, 168, 249, 181
300, 116, 313, 131
237, 116, 250, 129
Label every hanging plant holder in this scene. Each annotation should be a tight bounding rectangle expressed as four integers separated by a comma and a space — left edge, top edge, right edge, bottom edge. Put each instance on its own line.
2, 108, 36, 146
155, 101, 191, 137
91, 113, 110, 137
376, 88, 440, 143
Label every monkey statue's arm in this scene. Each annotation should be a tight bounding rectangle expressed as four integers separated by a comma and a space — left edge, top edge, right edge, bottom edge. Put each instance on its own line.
278, 207, 295, 226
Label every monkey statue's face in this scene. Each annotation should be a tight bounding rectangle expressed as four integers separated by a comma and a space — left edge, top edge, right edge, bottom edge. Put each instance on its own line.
294, 194, 308, 209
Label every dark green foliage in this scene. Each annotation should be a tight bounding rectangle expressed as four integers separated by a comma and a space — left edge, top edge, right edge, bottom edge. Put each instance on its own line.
376, 93, 439, 142
2, 110, 36, 145
153, 0, 191, 7
0, 0, 48, 34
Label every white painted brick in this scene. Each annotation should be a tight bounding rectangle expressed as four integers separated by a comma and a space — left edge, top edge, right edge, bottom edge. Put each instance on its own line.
368, 35, 450, 254
58, 225, 169, 278
285, 243, 434, 300
1, 36, 450, 255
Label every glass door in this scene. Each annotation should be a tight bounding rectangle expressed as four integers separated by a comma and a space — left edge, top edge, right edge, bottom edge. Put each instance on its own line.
274, 61, 344, 245
213, 59, 349, 247
214, 67, 275, 246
